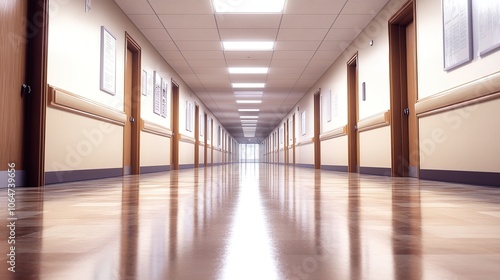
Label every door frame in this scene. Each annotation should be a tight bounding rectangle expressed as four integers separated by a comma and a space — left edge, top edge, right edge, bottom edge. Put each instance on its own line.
347, 53, 359, 173
124, 33, 141, 175
194, 104, 200, 168
171, 79, 180, 170
388, 0, 418, 177
25, 0, 49, 187
313, 89, 321, 169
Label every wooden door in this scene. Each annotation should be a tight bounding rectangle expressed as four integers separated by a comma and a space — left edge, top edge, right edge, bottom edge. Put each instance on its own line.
171, 81, 180, 170
314, 92, 321, 169
1, 0, 48, 187
123, 35, 141, 176
1, 1, 28, 186
195, 104, 200, 168
389, 0, 418, 177
347, 54, 359, 173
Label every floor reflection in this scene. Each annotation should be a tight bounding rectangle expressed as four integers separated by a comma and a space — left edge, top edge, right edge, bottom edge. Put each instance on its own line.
1, 164, 500, 279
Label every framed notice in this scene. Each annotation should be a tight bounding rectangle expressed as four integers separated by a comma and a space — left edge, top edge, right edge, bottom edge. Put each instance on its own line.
301, 111, 306, 136
100, 26, 116, 95
442, 0, 472, 70
476, 0, 500, 56
153, 71, 161, 116
160, 78, 168, 118
186, 101, 193, 132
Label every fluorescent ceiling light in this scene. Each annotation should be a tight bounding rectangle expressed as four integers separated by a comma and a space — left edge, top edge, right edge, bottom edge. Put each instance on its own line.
234, 91, 263, 96
241, 124, 257, 127
241, 120, 258, 123
232, 83, 265, 88
240, 116, 259, 119
213, 0, 286, 13
238, 109, 260, 112
236, 100, 262, 104
223, 41, 274, 51
229, 67, 268, 74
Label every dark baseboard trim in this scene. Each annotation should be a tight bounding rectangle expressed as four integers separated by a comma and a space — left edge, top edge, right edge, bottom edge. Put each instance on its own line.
359, 166, 391, 176
179, 164, 195, 170
45, 168, 122, 185
296, 163, 315, 169
321, 165, 348, 172
140, 165, 170, 174
199, 163, 205, 168
420, 169, 500, 187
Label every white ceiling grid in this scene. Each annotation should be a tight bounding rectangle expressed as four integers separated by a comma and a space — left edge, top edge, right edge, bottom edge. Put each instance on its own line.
114, 0, 390, 142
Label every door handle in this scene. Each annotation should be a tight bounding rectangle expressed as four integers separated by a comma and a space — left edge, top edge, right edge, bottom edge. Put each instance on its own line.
129, 117, 135, 123
403, 108, 410, 116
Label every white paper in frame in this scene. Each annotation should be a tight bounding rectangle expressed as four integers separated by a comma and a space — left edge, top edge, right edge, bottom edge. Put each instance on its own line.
161, 78, 168, 118
301, 111, 306, 136
100, 26, 116, 95
153, 71, 161, 115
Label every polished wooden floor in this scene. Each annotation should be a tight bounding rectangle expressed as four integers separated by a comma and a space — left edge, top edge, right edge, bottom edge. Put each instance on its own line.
1, 164, 500, 279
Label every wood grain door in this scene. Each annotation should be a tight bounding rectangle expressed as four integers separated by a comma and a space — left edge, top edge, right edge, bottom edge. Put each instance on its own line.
171, 81, 180, 170
314, 91, 321, 169
1, 0, 48, 187
347, 54, 359, 173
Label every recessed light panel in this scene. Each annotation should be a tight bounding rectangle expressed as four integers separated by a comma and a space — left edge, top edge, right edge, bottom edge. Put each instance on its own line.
223, 41, 274, 51
214, 0, 286, 13
238, 109, 260, 112
229, 67, 268, 74
240, 116, 259, 119
236, 100, 262, 104
232, 83, 265, 88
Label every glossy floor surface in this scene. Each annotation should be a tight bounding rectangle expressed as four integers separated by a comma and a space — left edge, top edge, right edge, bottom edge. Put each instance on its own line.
1, 164, 500, 280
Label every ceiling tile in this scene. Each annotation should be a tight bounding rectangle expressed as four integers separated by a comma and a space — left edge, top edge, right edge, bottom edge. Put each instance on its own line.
181, 51, 224, 60
176, 41, 222, 51
277, 29, 329, 41
114, 0, 154, 15
332, 14, 375, 29
324, 28, 361, 41
167, 29, 220, 41
158, 15, 217, 29
215, 14, 282, 29
150, 40, 177, 51
224, 51, 273, 60
273, 50, 315, 60
275, 41, 322, 51
219, 29, 279, 41
285, 0, 345, 15
342, 0, 389, 15
147, 0, 213, 14
128, 15, 163, 29
280, 14, 337, 28
159, 50, 184, 60
140, 28, 171, 41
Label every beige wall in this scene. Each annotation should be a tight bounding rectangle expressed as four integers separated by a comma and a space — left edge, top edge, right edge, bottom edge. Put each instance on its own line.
140, 132, 170, 167
45, 108, 123, 172
419, 99, 500, 172
321, 136, 348, 167
46, 0, 234, 175
359, 126, 391, 168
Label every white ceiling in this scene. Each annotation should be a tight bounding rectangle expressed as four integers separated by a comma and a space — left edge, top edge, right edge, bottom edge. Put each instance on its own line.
114, 0, 390, 143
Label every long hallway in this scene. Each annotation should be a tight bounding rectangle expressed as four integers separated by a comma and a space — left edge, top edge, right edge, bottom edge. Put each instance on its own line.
2, 164, 500, 279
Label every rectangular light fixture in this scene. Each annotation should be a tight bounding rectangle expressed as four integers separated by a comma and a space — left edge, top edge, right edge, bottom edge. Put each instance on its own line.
236, 100, 262, 104
223, 41, 274, 51
232, 83, 265, 88
240, 116, 259, 119
234, 91, 263, 96
241, 120, 258, 123
238, 109, 260, 112
229, 67, 268, 74
213, 0, 286, 13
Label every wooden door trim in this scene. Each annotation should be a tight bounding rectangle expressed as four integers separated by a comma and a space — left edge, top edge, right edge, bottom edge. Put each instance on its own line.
347, 53, 359, 173
125, 33, 141, 175
313, 89, 321, 169
194, 104, 199, 168
26, 0, 49, 187
171, 81, 180, 170
389, 0, 416, 177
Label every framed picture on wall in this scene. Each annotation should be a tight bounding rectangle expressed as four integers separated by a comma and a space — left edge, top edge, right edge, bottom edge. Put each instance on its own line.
100, 26, 116, 95
160, 77, 168, 118
301, 111, 306, 136
442, 0, 472, 70
476, 0, 500, 56
186, 101, 193, 132
153, 71, 161, 116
